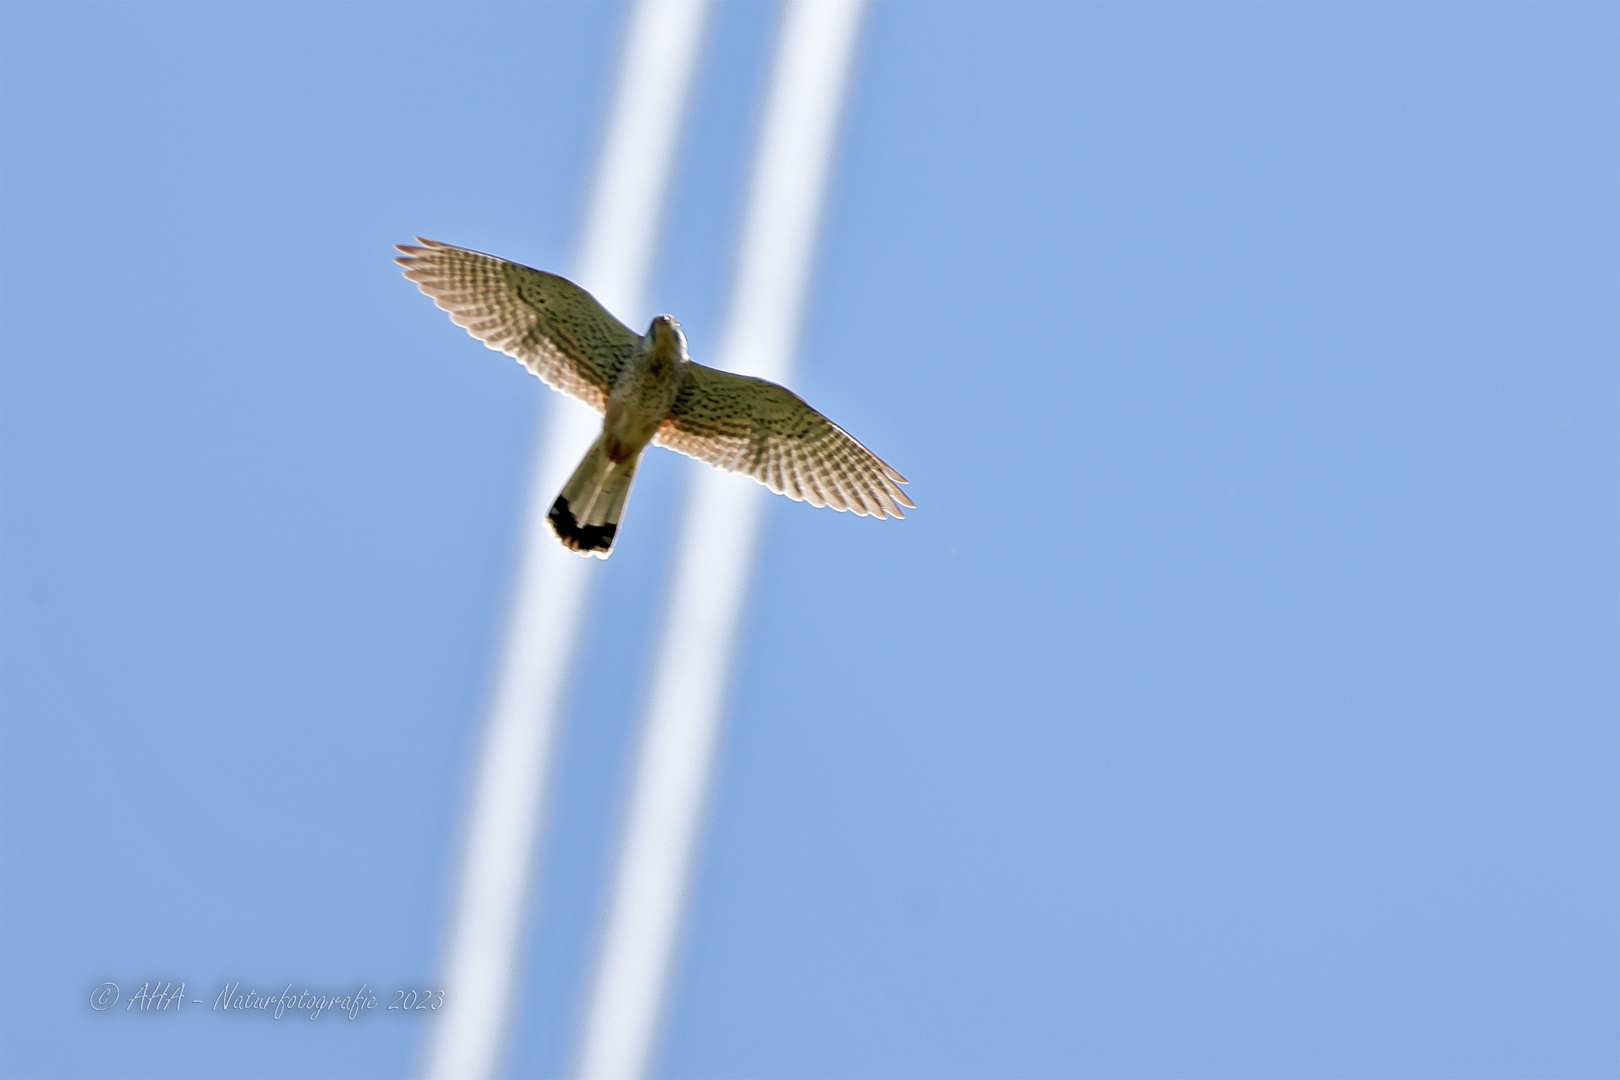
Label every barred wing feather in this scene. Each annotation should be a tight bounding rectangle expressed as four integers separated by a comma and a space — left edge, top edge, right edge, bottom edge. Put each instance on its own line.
655, 362, 913, 518
395, 237, 638, 413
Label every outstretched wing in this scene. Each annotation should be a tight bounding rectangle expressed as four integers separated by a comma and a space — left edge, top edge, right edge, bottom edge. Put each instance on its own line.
396, 237, 638, 413
655, 362, 913, 518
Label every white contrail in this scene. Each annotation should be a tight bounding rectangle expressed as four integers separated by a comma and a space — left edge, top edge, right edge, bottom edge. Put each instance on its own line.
571, 4, 868, 1078
420, 3, 710, 1078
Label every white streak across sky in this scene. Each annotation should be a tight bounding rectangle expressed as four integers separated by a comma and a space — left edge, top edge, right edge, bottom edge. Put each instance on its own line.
571, 4, 869, 1078
419, 3, 711, 1077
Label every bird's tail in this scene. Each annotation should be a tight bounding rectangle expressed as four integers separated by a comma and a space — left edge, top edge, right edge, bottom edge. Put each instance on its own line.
548, 435, 640, 559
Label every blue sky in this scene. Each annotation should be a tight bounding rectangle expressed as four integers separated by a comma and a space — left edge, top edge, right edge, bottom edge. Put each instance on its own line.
2, 3, 1616, 1078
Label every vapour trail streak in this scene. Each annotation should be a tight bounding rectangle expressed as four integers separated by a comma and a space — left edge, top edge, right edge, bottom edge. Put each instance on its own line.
420, 3, 710, 1076
572, 4, 868, 1078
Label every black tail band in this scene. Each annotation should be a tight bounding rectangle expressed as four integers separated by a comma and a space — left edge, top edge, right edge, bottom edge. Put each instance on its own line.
548, 495, 617, 554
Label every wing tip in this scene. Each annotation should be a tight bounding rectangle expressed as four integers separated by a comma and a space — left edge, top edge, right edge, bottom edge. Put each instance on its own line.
395, 237, 451, 260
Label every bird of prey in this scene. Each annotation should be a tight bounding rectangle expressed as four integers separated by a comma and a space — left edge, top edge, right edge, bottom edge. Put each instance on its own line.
396, 238, 912, 559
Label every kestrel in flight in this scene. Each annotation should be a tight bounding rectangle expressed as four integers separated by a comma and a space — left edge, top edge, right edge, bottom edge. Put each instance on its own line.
396, 238, 912, 558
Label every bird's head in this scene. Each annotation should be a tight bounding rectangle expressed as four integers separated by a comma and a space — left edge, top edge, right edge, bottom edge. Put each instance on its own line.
646, 314, 687, 360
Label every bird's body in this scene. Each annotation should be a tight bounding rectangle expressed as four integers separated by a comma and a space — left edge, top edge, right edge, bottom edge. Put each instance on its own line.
396, 238, 911, 558
549, 316, 687, 553
604, 315, 687, 464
